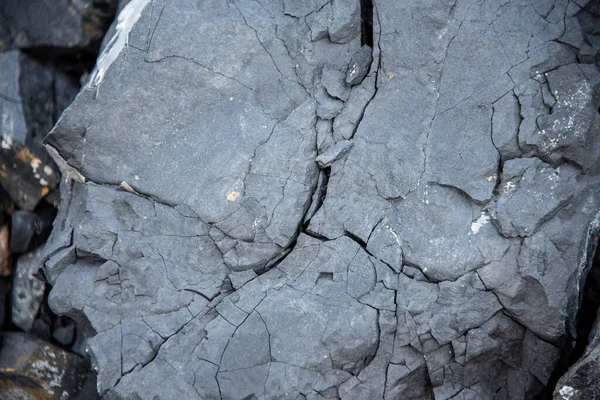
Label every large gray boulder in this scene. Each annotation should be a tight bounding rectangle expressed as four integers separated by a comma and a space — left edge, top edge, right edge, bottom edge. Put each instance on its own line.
43, 0, 600, 398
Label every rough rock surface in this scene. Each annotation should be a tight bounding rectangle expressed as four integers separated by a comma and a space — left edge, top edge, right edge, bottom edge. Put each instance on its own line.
44, 0, 600, 398
11, 246, 46, 332
0, 331, 92, 399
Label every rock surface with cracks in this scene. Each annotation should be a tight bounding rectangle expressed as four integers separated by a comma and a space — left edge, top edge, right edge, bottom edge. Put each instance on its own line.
43, 0, 600, 398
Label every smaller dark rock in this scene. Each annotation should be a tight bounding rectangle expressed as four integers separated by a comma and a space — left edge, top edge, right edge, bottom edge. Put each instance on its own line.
0, 332, 91, 399
0, 224, 11, 277
9, 204, 56, 254
10, 246, 46, 332
52, 317, 76, 347
0, 0, 117, 52
31, 316, 53, 343
346, 45, 373, 86
0, 186, 14, 224
0, 139, 59, 211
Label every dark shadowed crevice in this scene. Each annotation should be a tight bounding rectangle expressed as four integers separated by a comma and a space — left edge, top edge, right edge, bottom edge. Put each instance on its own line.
541, 234, 600, 399
360, 0, 374, 48
570, 247, 600, 365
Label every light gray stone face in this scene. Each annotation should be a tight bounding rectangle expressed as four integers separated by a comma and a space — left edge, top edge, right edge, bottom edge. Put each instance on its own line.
43, 0, 600, 398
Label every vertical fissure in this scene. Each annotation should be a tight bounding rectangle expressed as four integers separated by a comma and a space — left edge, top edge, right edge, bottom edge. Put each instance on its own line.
360, 0, 374, 48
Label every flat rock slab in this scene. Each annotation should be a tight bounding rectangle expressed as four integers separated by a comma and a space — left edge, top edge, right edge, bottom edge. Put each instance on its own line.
43, 0, 600, 398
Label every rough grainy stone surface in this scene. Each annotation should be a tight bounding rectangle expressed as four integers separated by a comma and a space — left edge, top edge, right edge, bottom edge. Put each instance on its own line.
0, 332, 91, 399
11, 246, 46, 332
43, 0, 600, 398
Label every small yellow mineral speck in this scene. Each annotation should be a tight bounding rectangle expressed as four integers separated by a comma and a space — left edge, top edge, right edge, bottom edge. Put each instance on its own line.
387, 72, 394, 79
227, 191, 240, 201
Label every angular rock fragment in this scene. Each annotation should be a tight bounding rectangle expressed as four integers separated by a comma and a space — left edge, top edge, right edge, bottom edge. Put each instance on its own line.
490, 158, 579, 238
0, 139, 59, 211
315, 139, 354, 167
329, 0, 362, 44
10, 247, 46, 332
10, 206, 56, 254
0, 49, 80, 167
346, 45, 373, 86
306, 2, 332, 41
535, 64, 600, 171
322, 67, 351, 101
0, 332, 91, 399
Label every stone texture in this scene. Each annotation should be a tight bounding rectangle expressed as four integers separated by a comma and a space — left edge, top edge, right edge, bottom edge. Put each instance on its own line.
11, 247, 46, 332
0, 332, 91, 399
40, 0, 600, 399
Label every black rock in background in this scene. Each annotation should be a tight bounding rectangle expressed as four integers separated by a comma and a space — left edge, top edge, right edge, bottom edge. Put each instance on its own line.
0, 332, 92, 400
0, 0, 117, 53
10, 205, 57, 254
10, 247, 47, 333
0, 278, 7, 332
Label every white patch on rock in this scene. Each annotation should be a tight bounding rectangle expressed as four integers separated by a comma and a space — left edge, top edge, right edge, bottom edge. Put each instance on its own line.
503, 181, 517, 196
88, 0, 151, 88
386, 224, 402, 247
1, 136, 13, 149
558, 385, 575, 400
30, 158, 41, 172
470, 213, 490, 234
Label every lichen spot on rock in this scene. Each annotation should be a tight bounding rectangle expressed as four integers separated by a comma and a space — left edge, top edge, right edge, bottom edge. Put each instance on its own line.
227, 191, 240, 201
